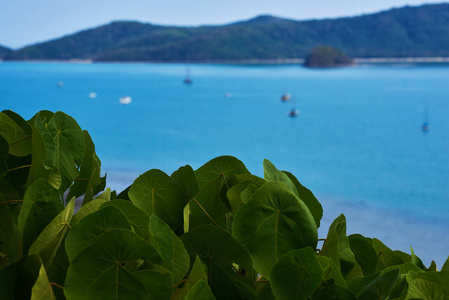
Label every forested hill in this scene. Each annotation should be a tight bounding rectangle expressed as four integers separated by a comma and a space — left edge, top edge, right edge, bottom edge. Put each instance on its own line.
4, 3, 449, 62
0, 45, 11, 58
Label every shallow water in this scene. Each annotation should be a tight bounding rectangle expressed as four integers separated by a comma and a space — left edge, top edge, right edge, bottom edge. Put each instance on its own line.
1, 61, 448, 265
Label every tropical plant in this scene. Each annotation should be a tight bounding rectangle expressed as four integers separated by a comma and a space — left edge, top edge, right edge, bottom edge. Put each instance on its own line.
0, 110, 448, 299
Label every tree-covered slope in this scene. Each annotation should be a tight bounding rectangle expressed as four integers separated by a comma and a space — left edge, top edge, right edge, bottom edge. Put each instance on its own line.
0, 45, 11, 58
5, 3, 449, 61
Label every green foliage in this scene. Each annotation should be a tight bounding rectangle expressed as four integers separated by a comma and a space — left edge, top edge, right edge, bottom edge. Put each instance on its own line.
5, 4, 449, 61
0, 110, 447, 299
0, 45, 11, 58
304, 45, 353, 68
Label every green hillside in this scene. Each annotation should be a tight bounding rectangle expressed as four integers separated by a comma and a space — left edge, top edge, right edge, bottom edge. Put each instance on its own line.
0, 45, 11, 58
5, 3, 449, 61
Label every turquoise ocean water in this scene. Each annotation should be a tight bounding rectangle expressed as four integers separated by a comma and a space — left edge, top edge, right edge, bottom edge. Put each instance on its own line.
1, 62, 448, 265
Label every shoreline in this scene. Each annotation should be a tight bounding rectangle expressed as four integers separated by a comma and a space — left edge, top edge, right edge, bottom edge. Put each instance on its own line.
2, 57, 449, 65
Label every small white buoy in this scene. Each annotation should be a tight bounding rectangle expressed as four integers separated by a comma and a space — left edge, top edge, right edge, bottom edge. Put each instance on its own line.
119, 96, 132, 104
88, 92, 97, 99
57, 81, 64, 88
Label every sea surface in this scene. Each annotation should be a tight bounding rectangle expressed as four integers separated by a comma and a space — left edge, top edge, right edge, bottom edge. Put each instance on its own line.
1, 61, 448, 266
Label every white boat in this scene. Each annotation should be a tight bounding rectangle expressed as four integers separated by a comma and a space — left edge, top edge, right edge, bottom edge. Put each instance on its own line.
184, 67, 192, 85
119, 96, 132, 104
224, 92, 232, 98
88, 92, 97, 99
57, 81, 64, 88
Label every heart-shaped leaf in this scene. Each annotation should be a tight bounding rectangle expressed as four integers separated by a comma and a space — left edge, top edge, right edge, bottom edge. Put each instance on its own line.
232, 181, 317, 279
129, 169, 187, 231
191, 156, 250, 228
64, 229, 163, 299
181, 225, 255, 300
65, 206, 131, 262
270, 247, 323, 300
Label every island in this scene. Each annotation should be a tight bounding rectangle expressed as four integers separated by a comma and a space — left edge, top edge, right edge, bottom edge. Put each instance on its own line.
304, 45, 353, 68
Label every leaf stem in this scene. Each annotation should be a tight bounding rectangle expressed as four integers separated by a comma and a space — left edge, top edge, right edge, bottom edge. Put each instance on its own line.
0, 200, 23, 205
10, 135, 32, 146
192, 199, 218, 226
7, 164, 32, 172
50, 282, 64, 290
173, 279, 188, 288
254, 280, 269, 284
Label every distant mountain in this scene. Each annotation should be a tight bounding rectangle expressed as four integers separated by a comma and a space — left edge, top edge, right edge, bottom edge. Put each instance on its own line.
5, 3, 449, 62
0, 45, 11, 58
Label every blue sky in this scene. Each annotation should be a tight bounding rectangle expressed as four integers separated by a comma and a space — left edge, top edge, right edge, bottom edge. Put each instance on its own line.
0, 0, 446, 49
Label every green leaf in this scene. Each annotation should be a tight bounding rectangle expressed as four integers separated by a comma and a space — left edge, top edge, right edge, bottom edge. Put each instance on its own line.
347, 272, 380, 296
46, 111, 86, 193
348, 234, 377, 276
263, 159, 297, 192
311, 285, 356, 300
101, 199, 150, 239
181, 225, 255, 300
26, 111, 55, 189
358, 268, 399, 300
171, 165, 200, 202
283, 170, 323, 228
0, 254, 41, 299
64, 229, 163, 299
135, 269, 173, 300
0, 193, 19, 265
149, 215, 190, 283
327, 258, 347, 288
185, 280, 216, 300
320, 214, 355, 276
18, 179, 64, 259
27, 111, 86, 193
29, 198, 75, 269
372, 238, 404, 270
380, 262, 424, 276
406, 271, 449, 299
394, 249, 426, 270
226, 174, 266, 214
442, 256, 449, 271
68, 131, 103, 205
227, 176, 265, 214
47, 242, 69, 300
31, 261, 56, 300
65, 206, 131, 262
129, 169, 187, 231
256, 282, 276, 300
172, 256, 208, 300
191, 156, 250, 228
0, 177, 19, 200
233, 181, 317, 279
0, 135, 8, 177
270, 247, 323, 300
71, 198, 107, 226
0, 111, 32, 157
240, 183, 259, 204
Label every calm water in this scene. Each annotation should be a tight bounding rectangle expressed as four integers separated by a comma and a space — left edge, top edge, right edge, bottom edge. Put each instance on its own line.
1, 62, 448, 263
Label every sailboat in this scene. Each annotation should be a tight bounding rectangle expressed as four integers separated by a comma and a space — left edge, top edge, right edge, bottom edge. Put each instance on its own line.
281, 93, 300, 117
421, 104, 430, 132
184, 67, 192, 85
